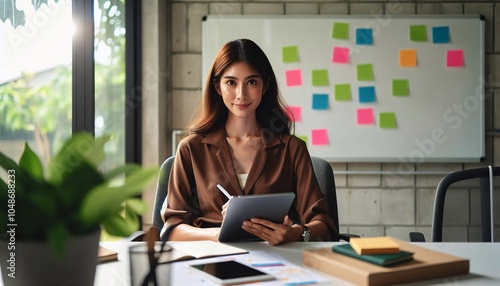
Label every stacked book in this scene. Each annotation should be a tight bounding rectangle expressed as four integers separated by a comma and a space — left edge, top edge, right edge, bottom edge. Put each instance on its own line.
303, 236, 469, 286
332, 236, 413, 267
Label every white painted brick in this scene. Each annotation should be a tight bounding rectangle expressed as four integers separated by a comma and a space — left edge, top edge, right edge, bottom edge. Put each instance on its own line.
494, 137, 500, 165
442, 226, 468, 242
350, 3, 384, 15
319, 3, 348, 15
286, 3, 318, 15
417, 188, 434, 225
465, 3, 494, 53
187, 3, 208, 52
172, 54, 202, 89
385, 226, 417, 242
172, 89, 201, 129
387, 3, 415, 15
415, 163, 462, 188
331, 162, 347, 187
347, 226, 384, 238
380, 189, 414, 225
210, 3, 241, 15
172, 4, 187, 52
489, 55, 500, 88
243, 3, 284, 15
416, 3, 463, 14
442, 188, 469, 225
347, 163, 381, 187
340, 189, 381, 225
382, 163, 415, 188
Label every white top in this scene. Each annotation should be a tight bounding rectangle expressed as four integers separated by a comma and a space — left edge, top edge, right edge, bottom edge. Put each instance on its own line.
237, 173, 248, 190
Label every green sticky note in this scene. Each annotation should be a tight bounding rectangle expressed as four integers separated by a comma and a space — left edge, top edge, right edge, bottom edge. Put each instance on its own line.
312, 69, 329, 86
332, 22, 349, 39
357, 64, 374, 81
410, 25, 427, 41
380, 112, 397, 128
282, 46, 299, 63
392, 79, 409, 96
297, 135, 308, 144
334, 84, 351, 101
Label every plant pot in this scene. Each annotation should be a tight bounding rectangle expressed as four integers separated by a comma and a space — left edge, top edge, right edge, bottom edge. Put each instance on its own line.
0, 229, 100, 286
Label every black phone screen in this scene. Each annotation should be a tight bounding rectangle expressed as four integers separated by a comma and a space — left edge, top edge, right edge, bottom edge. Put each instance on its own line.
190, 261, 267, 280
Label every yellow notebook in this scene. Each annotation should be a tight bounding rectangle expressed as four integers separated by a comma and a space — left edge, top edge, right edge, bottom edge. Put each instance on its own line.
349, 237, 400, 255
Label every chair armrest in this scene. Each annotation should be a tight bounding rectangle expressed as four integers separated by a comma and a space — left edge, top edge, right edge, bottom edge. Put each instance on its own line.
125, 230, 147, 242
337, 233, 360, 242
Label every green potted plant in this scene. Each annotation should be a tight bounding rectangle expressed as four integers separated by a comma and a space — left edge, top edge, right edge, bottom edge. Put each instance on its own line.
0, 132, 158, 286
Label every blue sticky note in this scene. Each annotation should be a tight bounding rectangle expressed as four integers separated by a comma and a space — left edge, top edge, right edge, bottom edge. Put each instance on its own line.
432, 26, 450, 44
312, 94, 329, 110
359, 86, 376, 103
356, 28, 373, 45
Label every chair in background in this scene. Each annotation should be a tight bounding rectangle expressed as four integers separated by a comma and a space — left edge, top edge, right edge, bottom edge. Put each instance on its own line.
147, 155, 356, 241
410, 166, 499, 242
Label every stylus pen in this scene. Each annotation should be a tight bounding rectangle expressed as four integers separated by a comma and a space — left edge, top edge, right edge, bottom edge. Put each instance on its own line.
216, 184, 233, 199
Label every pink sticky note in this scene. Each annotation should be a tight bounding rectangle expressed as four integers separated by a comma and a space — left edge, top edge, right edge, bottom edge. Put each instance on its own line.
311, 129, 329, 145
287, 106, 302, 122
332, 47, 350, 64
357, 108, 374, 124
446, 50, 464, 67
286, 69, 302, 86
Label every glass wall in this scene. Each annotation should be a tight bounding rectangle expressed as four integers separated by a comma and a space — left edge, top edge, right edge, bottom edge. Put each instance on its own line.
0, 0, 73, 165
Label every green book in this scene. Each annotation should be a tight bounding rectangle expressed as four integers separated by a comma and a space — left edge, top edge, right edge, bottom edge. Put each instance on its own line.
332, 244, 413, 267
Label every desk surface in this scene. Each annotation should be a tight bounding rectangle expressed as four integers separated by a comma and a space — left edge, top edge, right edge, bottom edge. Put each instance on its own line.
94, 241, 500, 286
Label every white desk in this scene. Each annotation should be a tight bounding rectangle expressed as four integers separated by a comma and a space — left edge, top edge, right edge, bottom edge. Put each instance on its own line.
94, 241, 500, 286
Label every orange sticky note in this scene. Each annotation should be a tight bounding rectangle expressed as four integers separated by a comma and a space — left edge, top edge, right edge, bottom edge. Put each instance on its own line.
311, 129, 328, 145
400, 49, 417, 67
286, 69, 302, 86
357, 108, 374, 125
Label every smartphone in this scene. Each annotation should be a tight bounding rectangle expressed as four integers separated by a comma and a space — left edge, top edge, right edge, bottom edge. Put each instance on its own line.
189, 260, 275, 285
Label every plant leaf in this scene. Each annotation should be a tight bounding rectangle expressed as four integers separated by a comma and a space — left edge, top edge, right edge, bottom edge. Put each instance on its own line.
46, 222, 70, 257
125, 198, 147, 215
101, 210, 140, 237
79, 166, 158, 229
19, 142, 44, 180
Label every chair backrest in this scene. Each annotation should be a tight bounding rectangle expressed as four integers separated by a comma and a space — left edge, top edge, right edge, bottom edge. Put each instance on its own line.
432, 166, 499, 242
151, 155, 340, 239
152, 156, 175, 230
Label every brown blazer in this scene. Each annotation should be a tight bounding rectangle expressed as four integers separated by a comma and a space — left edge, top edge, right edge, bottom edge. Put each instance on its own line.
161, 127, 338, 239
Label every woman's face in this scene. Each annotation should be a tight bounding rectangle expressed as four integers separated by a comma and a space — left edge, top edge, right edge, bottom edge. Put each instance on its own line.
215, 61, 265, 120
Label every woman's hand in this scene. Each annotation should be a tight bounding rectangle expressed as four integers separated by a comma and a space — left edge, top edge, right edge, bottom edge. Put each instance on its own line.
221, 201, 229, 219
241, 215, 302, 246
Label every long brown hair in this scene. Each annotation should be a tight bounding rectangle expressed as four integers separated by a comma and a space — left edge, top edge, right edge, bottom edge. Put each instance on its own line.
188, 39, 293, 135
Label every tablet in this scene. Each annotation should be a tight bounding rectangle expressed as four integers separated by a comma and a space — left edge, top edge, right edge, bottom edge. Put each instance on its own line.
189, 260, 275, 285
218, 192, 295, 242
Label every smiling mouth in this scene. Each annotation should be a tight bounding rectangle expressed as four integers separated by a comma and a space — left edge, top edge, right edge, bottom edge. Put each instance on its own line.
233, 103, 251, 109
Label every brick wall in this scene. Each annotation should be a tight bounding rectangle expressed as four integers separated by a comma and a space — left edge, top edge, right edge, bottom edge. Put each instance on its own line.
165, 0, 500, 242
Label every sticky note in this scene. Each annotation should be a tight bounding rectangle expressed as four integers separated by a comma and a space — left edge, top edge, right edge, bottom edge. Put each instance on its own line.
379, 112, 397, 128
312, 94, 329, 110
334, 84, 351, 101
312, 69, 329, 86
400, 49, 417, 67
311, 129, 329, 145
286, 69, 302, 86
287, 106, 302, 122
357, 64, 374, 81
410, 25, 427, 41
357, 108, 374, 125
282, 46, 299, 63
432, 26, 450, 44
332, 22, 349, 39
356, 28, 373, 45
392, 79, 409, 96
447, 50, 464, 67
332, 47, 349, 64
359, 86, 376, 103
297, 135, 308, 144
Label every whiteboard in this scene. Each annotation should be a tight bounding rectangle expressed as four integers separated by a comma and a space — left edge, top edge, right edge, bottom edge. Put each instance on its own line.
202, 15, 485, 163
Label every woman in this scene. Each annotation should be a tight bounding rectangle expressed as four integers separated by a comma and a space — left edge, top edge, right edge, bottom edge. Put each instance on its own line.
161, 39, 337, 245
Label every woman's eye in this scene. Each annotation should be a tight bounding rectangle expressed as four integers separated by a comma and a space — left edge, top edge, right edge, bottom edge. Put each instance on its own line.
226, 80, 235, 86
248, 79, 257, 85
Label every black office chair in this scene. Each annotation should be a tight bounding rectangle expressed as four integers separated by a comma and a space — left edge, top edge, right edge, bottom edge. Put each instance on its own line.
147, 155, 355, 241
410, 166, 499, 242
